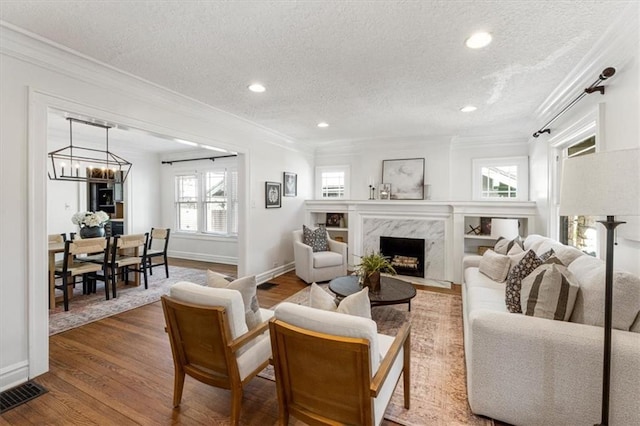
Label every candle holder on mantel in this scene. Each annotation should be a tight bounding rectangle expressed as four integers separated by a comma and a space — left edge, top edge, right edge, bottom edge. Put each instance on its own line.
368, 185, 376, 200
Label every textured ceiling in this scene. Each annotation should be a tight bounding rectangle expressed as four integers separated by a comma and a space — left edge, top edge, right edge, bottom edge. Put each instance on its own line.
0, 1, 630, 147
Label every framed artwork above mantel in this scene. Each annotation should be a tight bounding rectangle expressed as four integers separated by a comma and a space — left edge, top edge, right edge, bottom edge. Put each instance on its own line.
382, 158, 425, 200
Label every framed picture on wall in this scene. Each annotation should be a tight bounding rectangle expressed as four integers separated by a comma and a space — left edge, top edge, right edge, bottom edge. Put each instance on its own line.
283, 172, 297, 197
265, 182, 282, 208
382, 158, 425, 200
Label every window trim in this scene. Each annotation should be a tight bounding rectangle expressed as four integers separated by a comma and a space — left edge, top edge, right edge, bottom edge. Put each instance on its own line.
315, 165, 351, 199
472, 156, 529, 201
174, 167, 238, 238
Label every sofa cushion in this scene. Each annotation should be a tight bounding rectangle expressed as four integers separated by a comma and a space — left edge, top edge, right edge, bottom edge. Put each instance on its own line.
303, 224, 328, 252
464, 267, 506, 291
569, 255, 640, 330
207, 271, 262, 330
505, 250, 543, 313
309, 282, 372, 319
521, 264, 579, 321
523, 234, 549, 253
313, 250, 344, 268
479, 250, 511, 282
494, 236, 524, 255
466, 286, 509, 313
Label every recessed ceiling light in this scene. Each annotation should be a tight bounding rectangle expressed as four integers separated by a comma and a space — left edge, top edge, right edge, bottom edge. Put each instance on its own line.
248, 83, 266, 93
317, 122, 329, 128
465, 32, 492, 49
460, 105, 477, 112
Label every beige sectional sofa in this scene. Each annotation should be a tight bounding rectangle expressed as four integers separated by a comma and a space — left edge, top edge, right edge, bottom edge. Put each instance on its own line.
462, 234, 640, 426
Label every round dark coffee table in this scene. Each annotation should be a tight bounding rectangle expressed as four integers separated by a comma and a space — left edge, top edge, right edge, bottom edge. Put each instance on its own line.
329, 275, 417, 311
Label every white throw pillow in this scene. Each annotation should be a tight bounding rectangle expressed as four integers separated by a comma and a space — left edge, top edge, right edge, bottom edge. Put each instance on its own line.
520, 264, 579, 321
479, 250, 511, 282
494, 236, 524, 255
309, 282, 372, 319
208, 270, 262, 330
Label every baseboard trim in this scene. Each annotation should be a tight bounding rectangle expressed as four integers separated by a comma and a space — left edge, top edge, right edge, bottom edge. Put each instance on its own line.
168, 250, 237, 265
255, 262, 295, 284
0, 360, 29, 392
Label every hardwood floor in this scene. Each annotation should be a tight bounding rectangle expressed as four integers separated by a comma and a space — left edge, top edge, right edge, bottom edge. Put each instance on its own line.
1, 259, 460, 425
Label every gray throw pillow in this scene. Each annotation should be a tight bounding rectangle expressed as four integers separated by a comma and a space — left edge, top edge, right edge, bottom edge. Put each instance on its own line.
505, 250, 543, 313
303, 224, 329, 252
494, 236, 524, 255
208, 271, 262, 330
478, 249, 511, 282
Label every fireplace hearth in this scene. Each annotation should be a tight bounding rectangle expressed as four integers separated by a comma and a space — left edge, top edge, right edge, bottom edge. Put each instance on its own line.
380, 236, 425, 278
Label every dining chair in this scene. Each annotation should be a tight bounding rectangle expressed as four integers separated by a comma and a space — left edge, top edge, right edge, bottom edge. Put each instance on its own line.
107, 233, 149, 298
147, 227, 170, 278
48, 233, 66, 244
53, 237, 110, 311
269, 302, 411, 426
161, 282, 274, 425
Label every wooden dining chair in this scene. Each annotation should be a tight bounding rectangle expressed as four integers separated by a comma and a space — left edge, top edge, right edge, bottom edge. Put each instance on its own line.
161, 282, 274, 425
53, 237, 110, 311
48, 233, 66, 244
269, 302, 411, 426
147, 227, 170, 278
107, 233, 149, 298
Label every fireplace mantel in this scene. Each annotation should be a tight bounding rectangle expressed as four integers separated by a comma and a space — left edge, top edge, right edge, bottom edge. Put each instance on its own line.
304, 200, 537, 284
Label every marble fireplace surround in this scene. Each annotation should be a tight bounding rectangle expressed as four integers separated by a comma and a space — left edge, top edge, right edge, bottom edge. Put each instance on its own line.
304, 200, 538, 285
361, 217, 445, 284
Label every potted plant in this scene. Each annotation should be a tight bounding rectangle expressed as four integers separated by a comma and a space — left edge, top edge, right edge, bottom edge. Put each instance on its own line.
354, 251, 396, 293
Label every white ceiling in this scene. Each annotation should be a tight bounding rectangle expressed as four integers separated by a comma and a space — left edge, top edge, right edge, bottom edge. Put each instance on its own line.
0, 1, 630, 148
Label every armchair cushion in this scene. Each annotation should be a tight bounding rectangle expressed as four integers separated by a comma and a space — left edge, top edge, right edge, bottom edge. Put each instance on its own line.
303, 224, 328, 252
275, 302, 381, 373
313, 250, 344, 268
207, 271, 262, 330
169, 281, 249, 339
309, 283, 372, 319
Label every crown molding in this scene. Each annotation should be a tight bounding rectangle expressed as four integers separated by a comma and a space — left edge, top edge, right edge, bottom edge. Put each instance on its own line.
0, 22, 314, 157
533, 3, 638, 125
450, 134, 528, 150
314, 134, 452, 157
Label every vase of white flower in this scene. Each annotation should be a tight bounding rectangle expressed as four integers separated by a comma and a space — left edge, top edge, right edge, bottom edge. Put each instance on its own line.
72, 211, 110, 238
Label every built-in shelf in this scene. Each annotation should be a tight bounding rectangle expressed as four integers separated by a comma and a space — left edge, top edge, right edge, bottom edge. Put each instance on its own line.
464, 234, 495, 240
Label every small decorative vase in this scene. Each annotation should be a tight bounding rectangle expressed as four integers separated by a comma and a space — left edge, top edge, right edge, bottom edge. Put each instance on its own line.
363, 271, 381, 293
80, 225, 105, 239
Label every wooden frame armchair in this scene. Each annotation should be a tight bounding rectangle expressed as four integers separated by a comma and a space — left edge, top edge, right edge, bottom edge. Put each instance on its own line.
161, 282, 274, 425
269, 302, 411, 426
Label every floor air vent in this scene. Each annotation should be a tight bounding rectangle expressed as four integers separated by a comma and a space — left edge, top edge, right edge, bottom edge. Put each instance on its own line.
0, 381, 48, 413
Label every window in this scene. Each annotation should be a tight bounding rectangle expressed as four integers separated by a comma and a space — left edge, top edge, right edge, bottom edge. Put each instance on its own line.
472, 157, 528, 201
315, 165, 350, 199
175, 169, 238, 236
560, 136, 596, 255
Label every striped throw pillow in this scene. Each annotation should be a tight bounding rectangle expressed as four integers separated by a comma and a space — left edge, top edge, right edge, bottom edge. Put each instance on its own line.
494, 236, 524, 255
520, 264, 579, 321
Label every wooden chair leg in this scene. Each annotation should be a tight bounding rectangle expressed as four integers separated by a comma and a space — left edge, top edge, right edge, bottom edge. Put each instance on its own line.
403, 332, 411, 409
230, 387, 243, 425
172, 369, 185, 408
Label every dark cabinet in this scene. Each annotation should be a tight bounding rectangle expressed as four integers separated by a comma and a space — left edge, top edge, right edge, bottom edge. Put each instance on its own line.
87, 170, 125, 234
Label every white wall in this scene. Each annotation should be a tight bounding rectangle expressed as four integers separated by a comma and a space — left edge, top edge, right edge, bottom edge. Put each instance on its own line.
315, 136, 528, 202
0, 25, 313, 390
528, 5, 640, 275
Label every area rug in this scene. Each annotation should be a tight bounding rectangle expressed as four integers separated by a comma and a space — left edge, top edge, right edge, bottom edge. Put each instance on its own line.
264, 285, 492, 426
49, 266, 208, 335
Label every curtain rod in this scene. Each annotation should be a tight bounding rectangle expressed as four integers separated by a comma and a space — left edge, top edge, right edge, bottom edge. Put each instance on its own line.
161, 154, 237, 165
532, 67, 616, 138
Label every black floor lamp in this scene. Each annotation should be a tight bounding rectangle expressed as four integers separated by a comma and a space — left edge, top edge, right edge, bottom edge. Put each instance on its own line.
559, 148, 639, 426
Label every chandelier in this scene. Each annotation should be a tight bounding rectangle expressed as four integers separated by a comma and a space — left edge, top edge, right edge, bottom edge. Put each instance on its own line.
47, 117, 132, 183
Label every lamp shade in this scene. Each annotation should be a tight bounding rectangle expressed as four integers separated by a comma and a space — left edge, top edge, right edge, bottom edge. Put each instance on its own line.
559, 149, 639, 216
491, 218, 520, 239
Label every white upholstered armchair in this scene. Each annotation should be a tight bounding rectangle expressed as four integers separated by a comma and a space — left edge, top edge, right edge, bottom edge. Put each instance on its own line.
292, 229, 347, 283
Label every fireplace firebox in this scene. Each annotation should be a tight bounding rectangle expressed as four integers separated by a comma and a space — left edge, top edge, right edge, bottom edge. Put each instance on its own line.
379, 236, 425, 278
